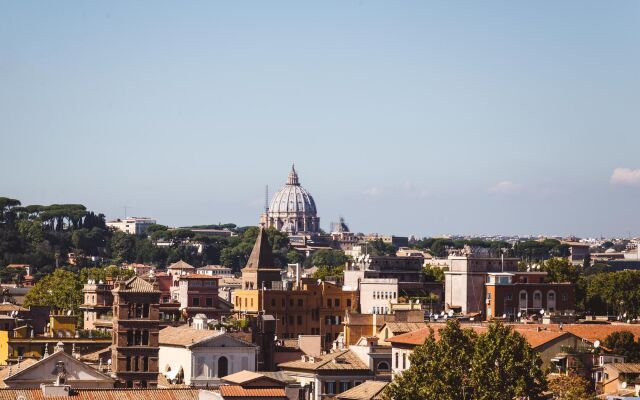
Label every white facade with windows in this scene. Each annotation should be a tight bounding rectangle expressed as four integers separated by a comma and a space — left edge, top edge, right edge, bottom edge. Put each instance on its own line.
359, 278, 398, 315
106, 217, 156, 235
159, 326, 258, 386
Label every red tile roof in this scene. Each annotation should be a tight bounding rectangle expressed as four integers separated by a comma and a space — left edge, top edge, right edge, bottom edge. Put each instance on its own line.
0, 388, 199, 400
218, 385, 287, 398
387, 324, 573, 349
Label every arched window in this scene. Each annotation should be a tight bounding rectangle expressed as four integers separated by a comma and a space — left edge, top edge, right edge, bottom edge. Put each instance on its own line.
218, 356, 229, 378
547, 290, 556, 312
377, 361, 390, 371
533, 290, 542, 309
518, 290, 528, 311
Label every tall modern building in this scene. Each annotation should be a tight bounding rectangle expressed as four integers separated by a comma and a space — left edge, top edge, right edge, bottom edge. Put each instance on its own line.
260, 165, 320, 234
111, 277, 160, 388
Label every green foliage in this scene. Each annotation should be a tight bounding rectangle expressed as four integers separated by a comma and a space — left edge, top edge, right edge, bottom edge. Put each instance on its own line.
383, 321, 546, 400
305, 249, 347, 268
513, 239, 569, 262
548, 375, 594, 400
365, 239, 397, 256
384, 320, 476, 400
543, 258, 580, 283
423, 264, 446, 282
603, 331, 640, 362
313, 265, 344, 281
469, 323, 546, 400
23, 269, 83, 314
585, 270, 640, 316
79, 265, 134, 284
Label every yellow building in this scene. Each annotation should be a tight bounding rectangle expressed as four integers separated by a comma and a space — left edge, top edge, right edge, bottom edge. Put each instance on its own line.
0, 314, 111, 364
235, 278, 357, 347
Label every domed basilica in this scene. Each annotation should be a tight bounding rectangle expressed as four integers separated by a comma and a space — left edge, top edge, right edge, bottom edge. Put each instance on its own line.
259, 165, 320, 234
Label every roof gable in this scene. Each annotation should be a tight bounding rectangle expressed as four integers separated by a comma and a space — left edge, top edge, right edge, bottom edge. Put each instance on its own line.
3, 351, 114, 387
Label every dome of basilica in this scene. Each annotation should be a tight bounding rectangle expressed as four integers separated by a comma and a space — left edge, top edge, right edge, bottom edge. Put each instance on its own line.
260, 165, 320, 234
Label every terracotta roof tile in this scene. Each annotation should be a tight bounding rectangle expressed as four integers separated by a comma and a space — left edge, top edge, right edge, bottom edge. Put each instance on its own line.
168, 260, 195, 270
0, 388, 199, 400
218, 385, 287, 398
0, 303, 26, 312
159, 326, 222, 347
278, 350, 371, 372
336, 380, 389, 400
387, 324, 574, 349
113, 276, 158, 293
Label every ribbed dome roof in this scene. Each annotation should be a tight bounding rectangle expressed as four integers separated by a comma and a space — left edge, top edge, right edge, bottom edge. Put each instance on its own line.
268, 165, 317, 215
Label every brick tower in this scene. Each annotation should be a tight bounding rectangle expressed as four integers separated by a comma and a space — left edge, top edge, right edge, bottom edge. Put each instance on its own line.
111, 276, 160, 388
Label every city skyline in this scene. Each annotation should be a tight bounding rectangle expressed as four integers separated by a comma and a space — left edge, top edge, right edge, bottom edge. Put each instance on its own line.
1, 1, 639, 237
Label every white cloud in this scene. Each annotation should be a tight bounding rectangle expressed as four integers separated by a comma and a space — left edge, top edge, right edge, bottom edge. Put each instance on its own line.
610, 168, 640, 187
363, 186, 383, 197
488, 181, 523, 195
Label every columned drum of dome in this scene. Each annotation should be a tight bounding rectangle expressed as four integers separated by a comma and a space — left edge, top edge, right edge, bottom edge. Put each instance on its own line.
260, 165, 320, 234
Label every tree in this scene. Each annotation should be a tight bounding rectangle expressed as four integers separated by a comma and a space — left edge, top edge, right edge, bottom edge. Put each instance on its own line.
423, 264, 446, 282
548, 374, 594, 400
383, 320, 476, 400
603, 331, 640, 362
469, 323, 546, 400
543, 258, 580, 283
23, 269, 82, 315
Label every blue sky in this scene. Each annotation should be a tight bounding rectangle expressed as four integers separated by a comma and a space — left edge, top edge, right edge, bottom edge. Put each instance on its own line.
1, 1, 639, 237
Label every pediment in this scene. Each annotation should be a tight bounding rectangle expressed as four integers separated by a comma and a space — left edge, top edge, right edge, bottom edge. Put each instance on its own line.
191, 333, 255, 349
5, 351, 114, 385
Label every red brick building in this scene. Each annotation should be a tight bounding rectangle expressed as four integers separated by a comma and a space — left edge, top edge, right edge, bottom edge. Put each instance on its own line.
111, 276, 160, 388
484, 271, 574, 319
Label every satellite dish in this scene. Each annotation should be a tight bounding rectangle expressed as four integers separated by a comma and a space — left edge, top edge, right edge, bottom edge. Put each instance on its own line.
517, 312, 522, 318
621, 381, 628, 389
594, 340, 601, 349
441, 311, 445, 316
502, 314, 507, 319
448, 310, 454, 317
67, 310, 73, 316
443, 315, 448, 320
433, 315, 438, 320
539, 309, 545, 315
107, 359, 112, 365
624, 313, 628, 318
470, 317, 475, 321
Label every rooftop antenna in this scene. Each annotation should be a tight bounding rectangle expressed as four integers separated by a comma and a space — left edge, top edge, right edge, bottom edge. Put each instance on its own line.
123, 205, 130, 219
264, 185, 269, 214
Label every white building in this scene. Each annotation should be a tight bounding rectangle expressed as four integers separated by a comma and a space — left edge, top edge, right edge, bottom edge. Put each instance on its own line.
359, 278, 398, 315
197, 265, 234, 278
106, 217, 156, 235
158, 319, 258, 387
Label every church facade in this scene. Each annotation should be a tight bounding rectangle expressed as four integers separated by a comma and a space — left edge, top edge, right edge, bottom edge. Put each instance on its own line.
260, 165, 320, 234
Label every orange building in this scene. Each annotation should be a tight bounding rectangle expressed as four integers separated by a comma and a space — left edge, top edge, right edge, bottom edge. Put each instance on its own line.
234, 230, 357, 347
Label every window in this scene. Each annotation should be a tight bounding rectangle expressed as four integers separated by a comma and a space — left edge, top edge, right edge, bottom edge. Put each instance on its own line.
402, 353, 407, 369
289, 315, 294, 325
327, 299, 332, 308
325, 381, 336, 395
298, 299, 303, 307
335, 299, 340, 307
339, 381, 351, 393
377, 361, 390, 371
347, 299, 352, 307
206, 297, 213, 307
271, 298, 276, 307
395, 352, 399, 367
290, 299, 294, 307
217, 357, 228, 378
250, 298, 254, 307
297, 315, 302, 325
487, 293, 492, 300
192, 297, 200, 307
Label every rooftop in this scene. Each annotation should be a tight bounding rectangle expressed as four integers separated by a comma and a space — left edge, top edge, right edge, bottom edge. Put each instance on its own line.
0, 388, 199, 400
218, 386, 287, 398
336, 380, 389, 400
278, 350, 370, 372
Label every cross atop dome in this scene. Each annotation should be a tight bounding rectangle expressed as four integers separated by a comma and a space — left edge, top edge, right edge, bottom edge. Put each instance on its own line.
287, 163, 300, 185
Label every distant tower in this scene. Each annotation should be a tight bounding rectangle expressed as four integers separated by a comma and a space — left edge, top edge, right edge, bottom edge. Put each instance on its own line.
111, 277, 160, 388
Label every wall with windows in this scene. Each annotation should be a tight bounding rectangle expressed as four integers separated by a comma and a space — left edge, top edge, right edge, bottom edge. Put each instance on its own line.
359, 278, 398, 315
